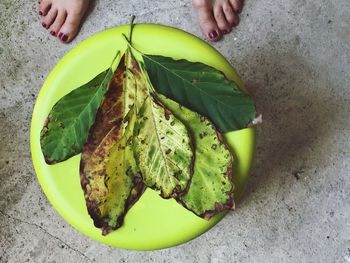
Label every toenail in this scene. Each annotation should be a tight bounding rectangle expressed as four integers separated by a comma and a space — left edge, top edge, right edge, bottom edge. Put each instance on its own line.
50, 31, 56, 36
209, 31, 218, 39
42, 22, 46, 28
39, 11, 43, 16
223, 30, 228, 34
59, 32, 68, 42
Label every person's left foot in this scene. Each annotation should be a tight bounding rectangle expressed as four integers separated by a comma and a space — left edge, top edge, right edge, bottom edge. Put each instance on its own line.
192, 0, 243, 42
38, 0, 89, 43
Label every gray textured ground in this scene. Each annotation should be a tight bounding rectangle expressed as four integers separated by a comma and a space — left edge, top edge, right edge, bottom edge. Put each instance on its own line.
1, 0, 349, 262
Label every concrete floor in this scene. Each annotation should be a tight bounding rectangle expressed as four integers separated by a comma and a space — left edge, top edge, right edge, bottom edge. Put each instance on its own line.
1, 0, 349, 262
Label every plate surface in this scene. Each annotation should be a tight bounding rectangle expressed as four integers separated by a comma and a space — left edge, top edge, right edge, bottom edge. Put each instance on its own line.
30, 24, 255, 250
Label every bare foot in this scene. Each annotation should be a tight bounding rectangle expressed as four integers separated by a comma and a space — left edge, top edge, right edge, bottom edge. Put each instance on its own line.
192, 0, 243, 42
38, 0, 89, 43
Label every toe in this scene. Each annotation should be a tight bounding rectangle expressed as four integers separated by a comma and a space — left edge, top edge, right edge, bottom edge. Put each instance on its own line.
48, 9, 66, 36
230, 0, 243, 13
57, 13, 82, 43
39, 0, 52, 16
41, 8, 57, 29
193, 1, 221, 41
213, 6, 231, 34
222, 2, 238, 27
199, 8, 221, 41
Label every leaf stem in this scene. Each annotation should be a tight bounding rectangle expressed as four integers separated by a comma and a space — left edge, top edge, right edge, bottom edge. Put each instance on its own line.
122, 34, 144, 56
122, 34, 155, 91
109, 50, 121, 70
128, 15, 136, 43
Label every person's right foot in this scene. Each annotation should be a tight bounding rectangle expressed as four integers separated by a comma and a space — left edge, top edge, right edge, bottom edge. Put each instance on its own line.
192, 0, 243, 42
38, 0, 89, 43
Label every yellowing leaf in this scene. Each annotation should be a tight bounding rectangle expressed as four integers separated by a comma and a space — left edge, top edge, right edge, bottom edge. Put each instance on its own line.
122, 51, 148, 132
133, 95, 194, 198
80, 53, 145, 235
156, 94, 234, 219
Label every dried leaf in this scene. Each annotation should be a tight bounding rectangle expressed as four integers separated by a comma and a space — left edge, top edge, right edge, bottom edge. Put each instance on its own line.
80, 54, 145, 235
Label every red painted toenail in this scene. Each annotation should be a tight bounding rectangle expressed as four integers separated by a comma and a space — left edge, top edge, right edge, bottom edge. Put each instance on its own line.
50, 31, 56, 36
59, 33, 68, 42
39, 11, 43, 16
42, 23, 46, 28
209, 31, 217, 39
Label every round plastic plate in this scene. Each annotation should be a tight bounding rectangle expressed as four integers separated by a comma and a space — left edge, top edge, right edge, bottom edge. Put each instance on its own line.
30, 24, 255, 250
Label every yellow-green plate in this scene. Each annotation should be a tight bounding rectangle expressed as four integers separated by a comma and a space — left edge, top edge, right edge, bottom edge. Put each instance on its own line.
30, 24, 255, 250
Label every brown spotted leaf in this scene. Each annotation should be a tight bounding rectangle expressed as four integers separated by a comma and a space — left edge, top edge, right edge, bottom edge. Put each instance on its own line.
121, 50, 148, 132
80, 53, 145, 235
156, 93, 234, 220
133, 94, 194, 199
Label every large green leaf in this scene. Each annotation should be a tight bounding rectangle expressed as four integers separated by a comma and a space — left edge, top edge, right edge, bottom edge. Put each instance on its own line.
156, 93, 234, 219
40, 68, 114, 164
80, 55, 145, 235
133, 94, 194, 198
142, 55, 259, 132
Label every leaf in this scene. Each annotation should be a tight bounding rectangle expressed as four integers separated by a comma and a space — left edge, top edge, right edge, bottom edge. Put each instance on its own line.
122, 50, 148, 132
40, 68, 114, 164
156, 93, 234, 220
80, 53, 145, 235
142, 55, 259, 133
81, 110, 145, 235
133, 94, 194, 198
85, 52, 148, 148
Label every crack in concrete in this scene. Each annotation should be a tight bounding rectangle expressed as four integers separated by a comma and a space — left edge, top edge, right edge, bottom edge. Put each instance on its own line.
0, 210, 94, 263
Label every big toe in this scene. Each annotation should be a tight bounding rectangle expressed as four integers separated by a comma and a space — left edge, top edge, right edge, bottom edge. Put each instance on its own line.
195, 6, 221, 41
